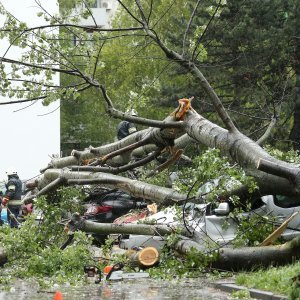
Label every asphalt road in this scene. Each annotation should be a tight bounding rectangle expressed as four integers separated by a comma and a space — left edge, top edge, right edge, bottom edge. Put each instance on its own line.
0, 278, 231, 300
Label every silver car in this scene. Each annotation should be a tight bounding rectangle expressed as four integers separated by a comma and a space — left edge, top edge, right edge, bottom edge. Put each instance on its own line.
118, 194, 300, 251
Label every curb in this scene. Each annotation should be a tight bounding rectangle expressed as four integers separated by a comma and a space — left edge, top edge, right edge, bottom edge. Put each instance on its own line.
213, 281, 287, 300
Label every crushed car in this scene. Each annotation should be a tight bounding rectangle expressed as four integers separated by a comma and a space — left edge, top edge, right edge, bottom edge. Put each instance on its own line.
115, 194, 300, 252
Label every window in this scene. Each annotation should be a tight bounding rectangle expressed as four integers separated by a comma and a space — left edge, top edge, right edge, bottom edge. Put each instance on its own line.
89, 0, 98, 8
99, 0, 110, 9
101, 2, 108, 8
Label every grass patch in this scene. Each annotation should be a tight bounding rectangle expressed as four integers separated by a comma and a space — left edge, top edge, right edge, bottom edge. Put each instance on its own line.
235, 262, 300, 297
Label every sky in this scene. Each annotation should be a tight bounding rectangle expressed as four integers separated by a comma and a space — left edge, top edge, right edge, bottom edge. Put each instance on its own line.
0, 0, 60, 181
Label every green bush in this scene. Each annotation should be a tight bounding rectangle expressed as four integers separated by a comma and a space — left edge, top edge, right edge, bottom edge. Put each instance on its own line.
0, 187, 94, 286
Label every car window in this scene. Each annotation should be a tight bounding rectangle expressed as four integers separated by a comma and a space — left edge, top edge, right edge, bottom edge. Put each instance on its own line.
274, 195, 300, 208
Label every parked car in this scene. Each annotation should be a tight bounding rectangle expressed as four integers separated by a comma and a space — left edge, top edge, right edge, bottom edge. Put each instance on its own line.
118, 194, 300, 252
83, 189, 147, 245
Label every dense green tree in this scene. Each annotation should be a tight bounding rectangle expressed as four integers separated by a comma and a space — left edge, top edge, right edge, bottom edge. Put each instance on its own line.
206, 0, 300, 149
107, 0, 299, 149
2, 0, 298, 153
2, 0, 300, 274
1, 0, 300, 198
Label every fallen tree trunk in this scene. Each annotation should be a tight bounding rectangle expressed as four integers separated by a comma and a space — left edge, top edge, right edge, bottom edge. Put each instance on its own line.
33, 98, 300, 201
67, 213, 189, 237
37, 106, 300, 199
175, 236, 300, 271
212, 237, 300, 271
41, 129, 149, 171
111, 246, 160, 268
127, 247, 159, 268
26, 169, 189, 205
67, 215, 300, 272
184, 110, 300, 196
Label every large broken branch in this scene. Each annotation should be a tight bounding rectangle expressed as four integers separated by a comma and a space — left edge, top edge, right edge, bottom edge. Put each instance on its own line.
257, 158, 300, 190
259, 212, 300, 246
34, 102, 300, 201
184, 110, 300, 196
212, 236, 300, 271
26, 169, 189, 205
67, 213, 190, 237
100, 85, 184, 129
67, 214, 300, 272
175, 236, 300, 271
41, 99, 189, 172
72, 149, 162, 174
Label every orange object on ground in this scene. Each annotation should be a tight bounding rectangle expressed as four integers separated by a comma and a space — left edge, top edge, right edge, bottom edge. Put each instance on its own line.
103, 265, 113, 274
54, 290, 63, 300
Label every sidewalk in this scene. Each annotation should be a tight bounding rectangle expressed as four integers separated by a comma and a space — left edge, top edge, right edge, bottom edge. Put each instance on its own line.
213, 280, 287, 300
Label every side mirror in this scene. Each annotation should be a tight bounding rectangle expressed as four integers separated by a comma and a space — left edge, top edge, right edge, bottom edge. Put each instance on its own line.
214, 202, 230, 215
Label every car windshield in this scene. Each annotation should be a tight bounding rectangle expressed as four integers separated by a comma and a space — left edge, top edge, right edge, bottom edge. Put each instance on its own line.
274, 195, 300, 208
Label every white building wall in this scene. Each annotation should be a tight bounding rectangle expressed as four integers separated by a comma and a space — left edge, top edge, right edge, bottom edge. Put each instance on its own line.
76, 0, 118, 28
78, 8, 108, 27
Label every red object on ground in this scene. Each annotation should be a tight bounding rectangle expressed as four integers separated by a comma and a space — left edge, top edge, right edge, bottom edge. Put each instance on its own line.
54, 290, 63, 300
103, 265, 113, 275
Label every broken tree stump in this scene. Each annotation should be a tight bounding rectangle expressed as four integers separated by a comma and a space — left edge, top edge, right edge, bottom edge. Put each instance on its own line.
127, 247, 159, 268
111, 245, 160, 268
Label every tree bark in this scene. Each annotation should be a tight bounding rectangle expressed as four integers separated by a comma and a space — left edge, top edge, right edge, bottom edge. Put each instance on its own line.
67, 213, 188, 237
31, 104, 300, 202
31, 168, 188, 205
110, 246, 160, 268
174, 236, 300, 271
212, 237, 300, 271
67, 215, 300, 272
43, 109, 186, 171
127, 247, 160, 268
184, 110, 300, 196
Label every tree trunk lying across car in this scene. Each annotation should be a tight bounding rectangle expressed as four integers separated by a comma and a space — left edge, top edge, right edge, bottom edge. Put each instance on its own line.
20, 100, 300, 272
2, 1, 300, 272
